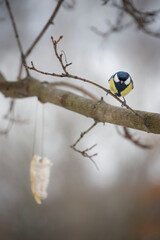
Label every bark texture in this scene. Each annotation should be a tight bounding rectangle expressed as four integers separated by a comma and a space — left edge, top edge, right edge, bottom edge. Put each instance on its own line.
0, 73, 159, 134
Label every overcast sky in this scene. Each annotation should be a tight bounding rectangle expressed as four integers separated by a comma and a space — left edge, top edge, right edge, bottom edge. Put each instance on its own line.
1, 0, 160, 189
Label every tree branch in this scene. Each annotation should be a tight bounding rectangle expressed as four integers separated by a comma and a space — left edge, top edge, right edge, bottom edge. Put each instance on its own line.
5, 0, 29, 77
98, 0, 160, 39
71, 121, 99, 170
24, 0, 64, 58
25, 35, 146, 127
0, 74, 160, 134
49, 81, 98, 101
116, 126, 152, 149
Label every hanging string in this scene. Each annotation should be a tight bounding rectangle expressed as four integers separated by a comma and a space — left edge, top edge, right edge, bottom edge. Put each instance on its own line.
32, 99, 39, 157
32, 99, 45, 158
41, 104, 45, 157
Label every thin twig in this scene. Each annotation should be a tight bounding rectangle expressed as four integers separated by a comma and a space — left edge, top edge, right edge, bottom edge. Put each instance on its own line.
25, 39, 149, 132
48, 81, 98, 101
5, 0, 29, 77
0, 99, 15, 135
70, 121, 99, 170
41, 36, 145, 123
121, 0, 160, 38
24, 35, 150, 133
116, 126, 152, 149
24, 0, 64, 58
61, 50, 68, 65
71, 144, 99, 170
18, 0, 64, 79
51, 35, 72, 74
17, 62, 23, 80
0, 98, 28, 135
97, 0, 160, 39
83, 144, 98, 153
91, 9, 133, 38
62, 0, 75, 9
101, 0, 110, 5
72, 121, 98, 147
3, 99, 15, 118
0, 119, 13, 135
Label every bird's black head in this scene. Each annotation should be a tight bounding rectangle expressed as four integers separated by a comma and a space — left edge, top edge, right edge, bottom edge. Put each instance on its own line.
116, 71, 129, 81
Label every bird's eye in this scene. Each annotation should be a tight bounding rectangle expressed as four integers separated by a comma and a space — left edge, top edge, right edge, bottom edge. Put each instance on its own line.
114, 74, 119, 83
124, 77, 131, 85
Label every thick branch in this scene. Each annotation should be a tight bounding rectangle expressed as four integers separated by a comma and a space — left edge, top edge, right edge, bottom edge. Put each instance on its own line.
0, 75, 160, 134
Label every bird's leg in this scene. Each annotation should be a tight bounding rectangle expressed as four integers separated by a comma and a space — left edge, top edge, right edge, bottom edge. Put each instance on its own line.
106, 89, 111, 95
121, 97, 126, 107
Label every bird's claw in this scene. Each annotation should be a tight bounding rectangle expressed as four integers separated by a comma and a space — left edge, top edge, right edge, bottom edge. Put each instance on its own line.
121, 98, 126, 107
106, 89, 111, 95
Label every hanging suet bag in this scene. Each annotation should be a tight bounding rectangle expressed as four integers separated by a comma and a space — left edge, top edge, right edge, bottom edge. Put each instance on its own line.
30, 155, 52, 204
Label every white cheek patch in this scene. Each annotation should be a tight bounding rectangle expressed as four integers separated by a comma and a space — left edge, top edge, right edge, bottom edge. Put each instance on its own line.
114, 74, 119, 83
124, 77, 131, 85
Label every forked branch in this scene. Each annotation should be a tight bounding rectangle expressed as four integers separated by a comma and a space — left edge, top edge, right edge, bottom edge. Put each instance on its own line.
70, 121, 99, 170
116, 126, 152, 149
25, 35, 149, 132
5, 0, 29, 77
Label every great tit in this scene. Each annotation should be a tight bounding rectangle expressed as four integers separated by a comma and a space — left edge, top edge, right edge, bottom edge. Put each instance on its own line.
108, 71, 134, 106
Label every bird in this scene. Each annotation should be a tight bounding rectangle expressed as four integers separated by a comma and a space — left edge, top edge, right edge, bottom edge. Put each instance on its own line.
108, 71, 134, 106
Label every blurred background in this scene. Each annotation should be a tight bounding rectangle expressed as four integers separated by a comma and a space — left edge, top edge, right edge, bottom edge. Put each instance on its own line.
1, 0, 160, 239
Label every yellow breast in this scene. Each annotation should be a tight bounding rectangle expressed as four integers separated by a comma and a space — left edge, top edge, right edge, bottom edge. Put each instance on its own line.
109, 77, 133, 97
120, 82, 133, 97
109, 77, 118, 94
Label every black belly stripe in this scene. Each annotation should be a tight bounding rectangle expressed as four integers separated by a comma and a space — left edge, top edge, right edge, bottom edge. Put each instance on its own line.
115, 82, 127, 97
